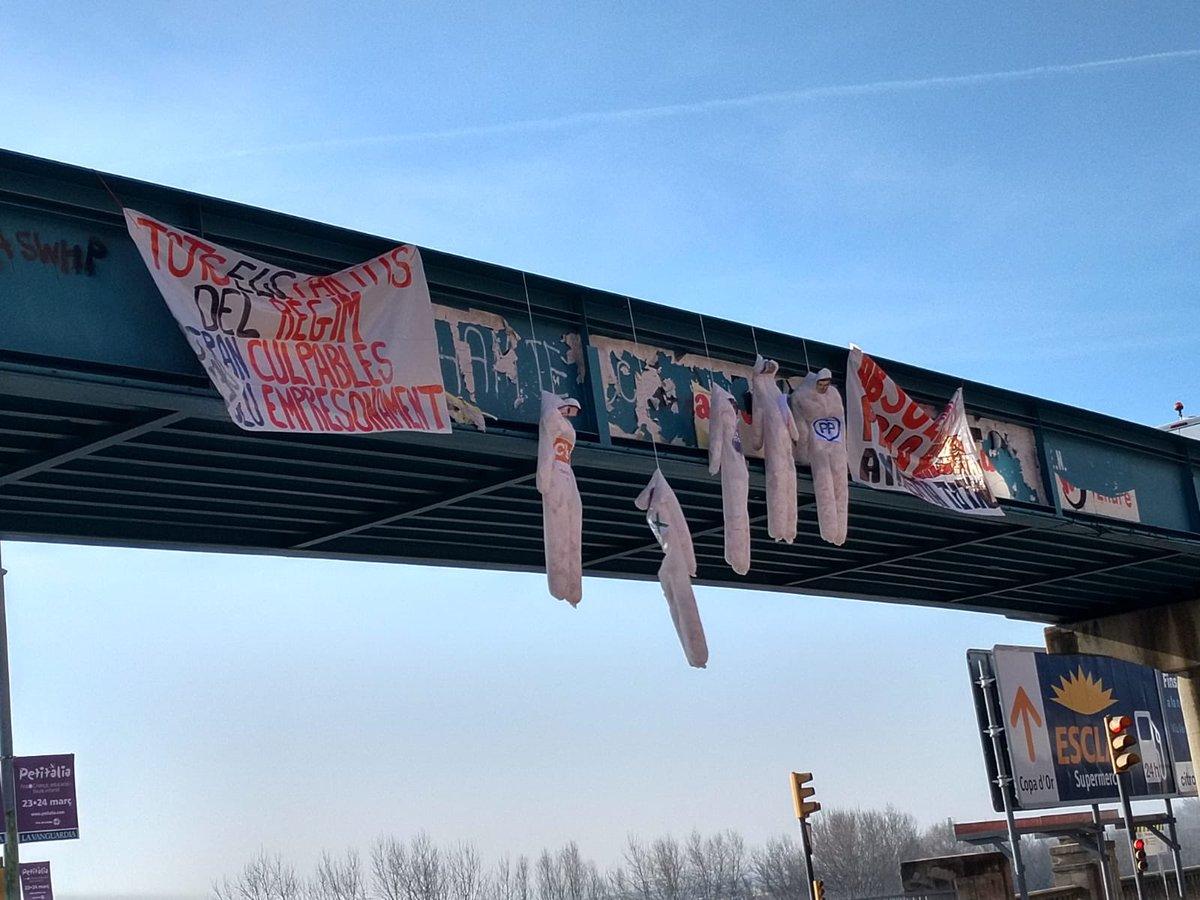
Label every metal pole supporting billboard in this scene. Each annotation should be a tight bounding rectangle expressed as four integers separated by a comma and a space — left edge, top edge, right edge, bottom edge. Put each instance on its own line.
1164, 798, 1186, 900
1116, 772, 1145, 900
975, 657, 1028, 900
1090, 805, 1114, 900
0, 545, 20, 900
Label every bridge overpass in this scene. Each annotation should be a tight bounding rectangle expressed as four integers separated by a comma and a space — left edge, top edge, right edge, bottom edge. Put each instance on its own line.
1, 148, 1199, 627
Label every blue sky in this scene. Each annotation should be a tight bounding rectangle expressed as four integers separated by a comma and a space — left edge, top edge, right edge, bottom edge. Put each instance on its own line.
2, 2, 1198, 896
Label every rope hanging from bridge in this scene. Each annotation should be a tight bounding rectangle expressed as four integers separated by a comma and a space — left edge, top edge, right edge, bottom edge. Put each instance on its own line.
624, 296, 660, 471
752, 322, 812, 375
93, 170, 128, 218
697, 312, 715, 392
700, 310, 753, 577
521, 271, 548, 394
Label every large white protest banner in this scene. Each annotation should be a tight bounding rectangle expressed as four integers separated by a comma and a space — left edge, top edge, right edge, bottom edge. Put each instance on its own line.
125, 209, 449, 434
846, 347, 1003, 516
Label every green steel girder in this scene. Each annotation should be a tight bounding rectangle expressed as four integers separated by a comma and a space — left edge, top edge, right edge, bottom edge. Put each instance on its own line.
1, 148, 1199, 623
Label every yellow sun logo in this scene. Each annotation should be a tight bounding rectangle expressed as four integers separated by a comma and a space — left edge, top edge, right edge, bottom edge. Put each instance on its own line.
1050, 667, 1118, 715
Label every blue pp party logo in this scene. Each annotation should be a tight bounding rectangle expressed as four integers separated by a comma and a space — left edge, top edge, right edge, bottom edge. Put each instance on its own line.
812, 417, 842, 442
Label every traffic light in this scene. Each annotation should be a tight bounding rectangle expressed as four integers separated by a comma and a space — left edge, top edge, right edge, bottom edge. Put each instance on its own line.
1132, 837, 1148, 872
812, 880, 825, 900
1104, 715, 1141, 774
790, 772, 820, 820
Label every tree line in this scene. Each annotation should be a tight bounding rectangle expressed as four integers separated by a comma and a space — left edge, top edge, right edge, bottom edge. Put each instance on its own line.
214, 802, 1200, 900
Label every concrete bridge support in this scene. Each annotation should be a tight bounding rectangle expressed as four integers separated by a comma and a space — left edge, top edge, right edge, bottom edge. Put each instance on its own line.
1049, 836, 1123, 899
1045, 597, 1200, 784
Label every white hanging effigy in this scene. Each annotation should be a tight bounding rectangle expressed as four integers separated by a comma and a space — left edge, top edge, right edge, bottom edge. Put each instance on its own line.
635, 468, 708, 668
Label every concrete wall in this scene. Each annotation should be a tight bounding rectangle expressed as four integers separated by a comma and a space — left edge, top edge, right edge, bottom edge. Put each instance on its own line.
900, 852, 1013, 898
1120, 864, 1200, 899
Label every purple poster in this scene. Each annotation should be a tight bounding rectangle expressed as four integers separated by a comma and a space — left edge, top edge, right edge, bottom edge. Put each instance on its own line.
14, 754, 78, 842
19, 861, 53, 900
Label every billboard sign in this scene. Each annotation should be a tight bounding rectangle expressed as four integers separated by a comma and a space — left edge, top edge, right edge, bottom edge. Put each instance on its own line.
19, 861, 53, 900
14, 754, 78, 842
971, 647, 1196, 811
1159, 671, 1196, 794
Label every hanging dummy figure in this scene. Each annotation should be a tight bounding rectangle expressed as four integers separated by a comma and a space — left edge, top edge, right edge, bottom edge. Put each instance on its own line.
746, 356, 800, 543
537, 391, 583, 605
707, 385, 751, 575
792, 368, 849, 546
634, 468, 708, 668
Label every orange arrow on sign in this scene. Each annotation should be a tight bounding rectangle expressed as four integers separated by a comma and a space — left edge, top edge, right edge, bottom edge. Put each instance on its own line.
1009, 686, 1044, 763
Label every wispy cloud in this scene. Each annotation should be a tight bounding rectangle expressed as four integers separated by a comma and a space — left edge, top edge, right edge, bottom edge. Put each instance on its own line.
211, 49, 1200, 160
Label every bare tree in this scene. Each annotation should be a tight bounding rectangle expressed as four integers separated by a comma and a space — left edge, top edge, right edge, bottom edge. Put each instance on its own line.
557, 842, 589, 900
751, 835, 808, 900
446, 841, 487, 900
809, 806, 923, 897
916, 819, 957, 857
370, 833, 447, 900
649, 837, 685, 900
371, 836, 408, 900
218, 802, 1068, 900
213, 851, 304, 900
494, 854, 532, 900
583, 864, 612, 900
686, 830, 749, 900
620, 835, 688, 900
535, 842, 605, 900
410, 833, 449, 900
622, 837, 654, 900
537, 847, 566, 900
1018, 836, 1055, 892
607, 866, 633, 900
1176, 799, 1200, 865
309, 850, 366, 900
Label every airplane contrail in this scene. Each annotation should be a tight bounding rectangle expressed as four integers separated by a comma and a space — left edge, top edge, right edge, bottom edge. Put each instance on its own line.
214, 48, 1200, 160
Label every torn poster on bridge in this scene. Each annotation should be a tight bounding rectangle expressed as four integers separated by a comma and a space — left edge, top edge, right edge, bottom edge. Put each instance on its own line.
124, 210, 448, 434
846, 347, 1003, 517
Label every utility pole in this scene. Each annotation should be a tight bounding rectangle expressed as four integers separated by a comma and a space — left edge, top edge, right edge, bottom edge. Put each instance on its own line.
1090, 805, 1114, 900
1117, 777, 1145, 900
1164, 798, 1187, 900
0, 544, 20, 900
1105, 715, 1146, 900
976, 658, 1029, 900
789, 772, 820, 900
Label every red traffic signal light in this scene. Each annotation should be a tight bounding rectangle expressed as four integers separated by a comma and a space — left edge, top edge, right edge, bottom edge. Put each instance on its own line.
1104, 715, 1141, 774
1132, 837, 1148, 872
1107, 715, 1132, 735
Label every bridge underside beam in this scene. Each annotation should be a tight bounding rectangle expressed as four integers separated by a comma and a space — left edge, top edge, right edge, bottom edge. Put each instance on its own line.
0, 409, 187, 487
292, 467, 535, 550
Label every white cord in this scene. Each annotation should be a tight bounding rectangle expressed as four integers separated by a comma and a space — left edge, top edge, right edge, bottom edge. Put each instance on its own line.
625, 296, 661, 469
